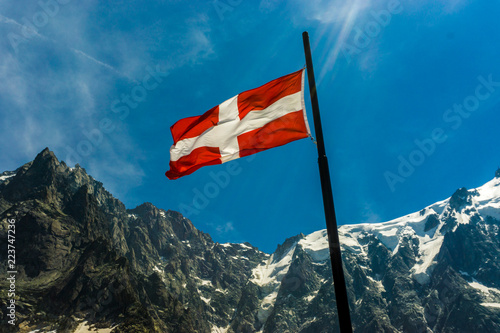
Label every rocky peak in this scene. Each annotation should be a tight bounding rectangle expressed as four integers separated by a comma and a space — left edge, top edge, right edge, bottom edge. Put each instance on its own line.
274, 233, 304, 259
0, 149, 65, 202
129, 202, 159, 217
448, 187, 477, 211
32, 147, 61, 170
37, 147, 56, 158
438, 187, 480, 233
127, 202, 200, 247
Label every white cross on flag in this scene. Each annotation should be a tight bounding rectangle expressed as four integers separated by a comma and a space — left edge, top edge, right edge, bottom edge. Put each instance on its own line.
166, 69, 311, 180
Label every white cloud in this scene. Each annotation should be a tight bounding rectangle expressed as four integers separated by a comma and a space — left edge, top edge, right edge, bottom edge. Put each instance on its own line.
216, 221, 235, 234
174, 13, 215, 66
361, 202, 382, 224
0, 53, 28, 108
427, 0, 469, 14
259, 0, 283, 13
71, 48, 138, 83
203, 219, 242, 243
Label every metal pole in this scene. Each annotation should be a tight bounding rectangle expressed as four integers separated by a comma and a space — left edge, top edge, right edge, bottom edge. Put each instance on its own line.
302, 31, 353, 333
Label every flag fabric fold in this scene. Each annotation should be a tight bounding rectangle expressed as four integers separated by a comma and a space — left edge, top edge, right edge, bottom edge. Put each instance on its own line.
166, 69, 311, 180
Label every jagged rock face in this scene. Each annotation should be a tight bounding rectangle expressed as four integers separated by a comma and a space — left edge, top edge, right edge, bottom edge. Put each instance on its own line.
0, 149, 269, 333
1, 148, 500, 332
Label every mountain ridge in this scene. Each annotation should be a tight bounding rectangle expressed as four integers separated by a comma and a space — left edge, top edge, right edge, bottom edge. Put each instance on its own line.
1, 148, 500, 332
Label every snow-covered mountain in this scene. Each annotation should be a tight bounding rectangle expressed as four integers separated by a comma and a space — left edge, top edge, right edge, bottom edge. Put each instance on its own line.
1, 148, 499, 332
252, 176, 500, 332
340, 177, 500, 285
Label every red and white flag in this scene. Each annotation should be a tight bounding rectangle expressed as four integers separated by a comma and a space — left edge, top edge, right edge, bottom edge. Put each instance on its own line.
166, 69, 311, 180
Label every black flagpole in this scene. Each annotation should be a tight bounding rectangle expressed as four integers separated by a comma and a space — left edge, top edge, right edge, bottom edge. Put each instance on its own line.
302, 31, 353, 333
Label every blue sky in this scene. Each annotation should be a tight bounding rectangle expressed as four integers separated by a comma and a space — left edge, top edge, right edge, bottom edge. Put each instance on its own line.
1, 0, 499, 253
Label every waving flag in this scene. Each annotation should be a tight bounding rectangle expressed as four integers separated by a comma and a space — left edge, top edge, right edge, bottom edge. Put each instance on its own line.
166, 69, 311, 179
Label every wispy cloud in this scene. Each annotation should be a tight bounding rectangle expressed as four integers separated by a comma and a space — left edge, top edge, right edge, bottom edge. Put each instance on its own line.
216, 221, 235, 235
0, 53, 27, 108
201, 218, 242, 243
259, 0, 283, 13
0, 1, 218, 179
70, 48, 138, 83
0, 13, 27, 28
361, 202, 382, 224
172, 13, 216, 66
428, 0, 469, 14
0, 12, 135, 83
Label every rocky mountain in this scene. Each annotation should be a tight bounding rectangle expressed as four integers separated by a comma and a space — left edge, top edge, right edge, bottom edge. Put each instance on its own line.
1, 148, 499, 332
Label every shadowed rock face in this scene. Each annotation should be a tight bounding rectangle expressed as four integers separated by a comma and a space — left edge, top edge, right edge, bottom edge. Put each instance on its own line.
1, 148, 499, 333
